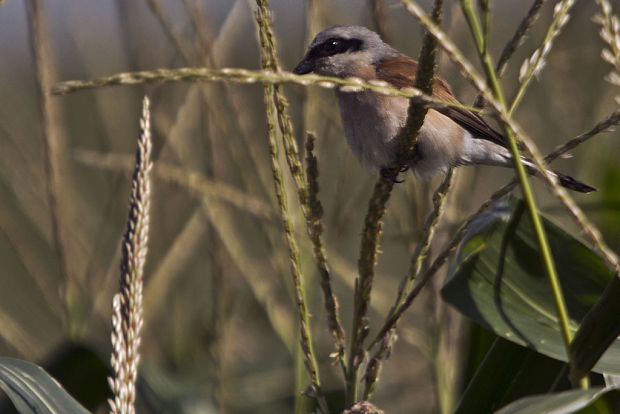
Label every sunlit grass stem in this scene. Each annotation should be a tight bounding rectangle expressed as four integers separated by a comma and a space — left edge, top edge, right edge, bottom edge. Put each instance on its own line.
346, 0, 444, 405
255, 0, 347, 374
256, 2, 328, 412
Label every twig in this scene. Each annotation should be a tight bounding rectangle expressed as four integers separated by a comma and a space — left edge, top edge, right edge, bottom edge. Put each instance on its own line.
51, 68, 483, 115
474, 0, 548, 107
388, 170, 454, 323
511, 0, 577, 115
479, 0, 490, 55
255, 2, 328, 412
373, 180, 515, 344
305, 133, 348, 368
496, 0, 547, 78
144, 0, 196, 63
347, 176, 394, 405
346, 0, 444, 405
546, 110, 620, 163
25, 0, 70, 323
363, 169, 454, 400
255, 0, 347, 377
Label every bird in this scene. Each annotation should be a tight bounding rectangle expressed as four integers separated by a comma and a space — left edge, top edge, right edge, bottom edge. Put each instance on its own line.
293, 25, 595, 193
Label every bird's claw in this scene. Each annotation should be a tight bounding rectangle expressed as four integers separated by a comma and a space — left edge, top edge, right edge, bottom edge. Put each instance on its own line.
380, 167, 406, 183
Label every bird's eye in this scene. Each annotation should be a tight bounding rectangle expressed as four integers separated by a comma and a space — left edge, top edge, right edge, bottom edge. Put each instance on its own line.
325, 39, 342, 52
309, 37, 362, 59
319, 38, 348, 56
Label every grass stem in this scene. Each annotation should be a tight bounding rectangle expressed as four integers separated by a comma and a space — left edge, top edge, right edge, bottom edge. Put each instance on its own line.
460, 0, 581, 388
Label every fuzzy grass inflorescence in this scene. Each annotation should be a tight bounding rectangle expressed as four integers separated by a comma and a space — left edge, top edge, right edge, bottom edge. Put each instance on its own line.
513, 0, 577, 114
594, 0, 620, 105
108, 96, 152, 414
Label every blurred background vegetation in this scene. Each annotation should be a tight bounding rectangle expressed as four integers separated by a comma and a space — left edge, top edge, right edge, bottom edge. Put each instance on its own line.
0, 0, 618, 413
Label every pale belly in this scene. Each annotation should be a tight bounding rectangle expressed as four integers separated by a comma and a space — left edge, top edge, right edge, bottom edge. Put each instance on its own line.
335, 90, 474, 178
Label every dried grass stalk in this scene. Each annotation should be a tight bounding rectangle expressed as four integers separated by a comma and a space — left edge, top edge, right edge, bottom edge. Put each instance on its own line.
348, 0, 444, 405
255, 2, 328, 412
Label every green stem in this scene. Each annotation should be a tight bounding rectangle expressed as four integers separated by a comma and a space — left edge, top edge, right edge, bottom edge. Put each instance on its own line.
460, 0, 583, 389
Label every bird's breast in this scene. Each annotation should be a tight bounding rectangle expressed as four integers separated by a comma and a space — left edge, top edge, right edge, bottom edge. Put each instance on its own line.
335, 90, 471, 178
335, 90, 408, 170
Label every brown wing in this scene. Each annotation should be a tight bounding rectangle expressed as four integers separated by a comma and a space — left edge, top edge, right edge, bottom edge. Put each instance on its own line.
375, 56, 507, 148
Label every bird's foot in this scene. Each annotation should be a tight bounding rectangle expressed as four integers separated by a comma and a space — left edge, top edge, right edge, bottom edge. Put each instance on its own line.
380, 166, 406, 183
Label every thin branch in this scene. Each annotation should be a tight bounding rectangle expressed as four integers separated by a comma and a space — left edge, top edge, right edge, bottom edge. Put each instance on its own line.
305, 132, 348, 368
546, 110, 620, 163
474, 0, 548, 107
144, 0, 196, 63
255, 0, 347, 376
346, 0, 444, 405
373, 180, 516, 345
255, 2, 328, 412
511, 0, 577, 115
363, 169, 454, 400
496, 0, 547, 78
388, 170, 454, 324
52, 67, 483, 114
25, 0, 70, 323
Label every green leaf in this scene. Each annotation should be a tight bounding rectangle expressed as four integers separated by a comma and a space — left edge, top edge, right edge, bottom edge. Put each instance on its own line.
441, 196, 620, 374
455, 336, 570, 414
0, 357, 90, 414
494, 387, 620, 414
459, 322, 497, 388
570, 276, 620, 382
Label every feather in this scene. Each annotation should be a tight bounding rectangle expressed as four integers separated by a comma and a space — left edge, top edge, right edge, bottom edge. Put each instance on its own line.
375, 56, 507, 148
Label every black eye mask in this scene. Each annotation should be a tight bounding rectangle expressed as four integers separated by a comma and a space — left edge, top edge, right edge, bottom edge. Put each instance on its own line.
311, 37, 363, 59
293, 37, 363, 74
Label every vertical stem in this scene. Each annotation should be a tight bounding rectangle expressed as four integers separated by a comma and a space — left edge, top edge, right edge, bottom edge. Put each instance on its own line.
346, 177, 394, 405
256, 0, 347, 376
255, 1, 329, 411
25, 0, 71, 327
345, 1, 444, 405
460, 0, 583, 388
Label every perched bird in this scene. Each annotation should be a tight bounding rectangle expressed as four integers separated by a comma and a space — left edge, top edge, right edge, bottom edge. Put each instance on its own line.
293, 25, 595, 193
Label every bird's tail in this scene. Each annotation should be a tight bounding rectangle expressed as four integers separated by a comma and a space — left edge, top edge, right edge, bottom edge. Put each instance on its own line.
551, 169, 596, 193
519, 158, 596, 193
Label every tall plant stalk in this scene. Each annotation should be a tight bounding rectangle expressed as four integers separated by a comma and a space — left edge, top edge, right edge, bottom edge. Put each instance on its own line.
459, 0, 583, 389
255, 1, 328, 412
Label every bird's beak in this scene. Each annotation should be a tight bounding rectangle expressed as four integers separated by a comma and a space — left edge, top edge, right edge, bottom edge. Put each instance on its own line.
293, 58, 314, 75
